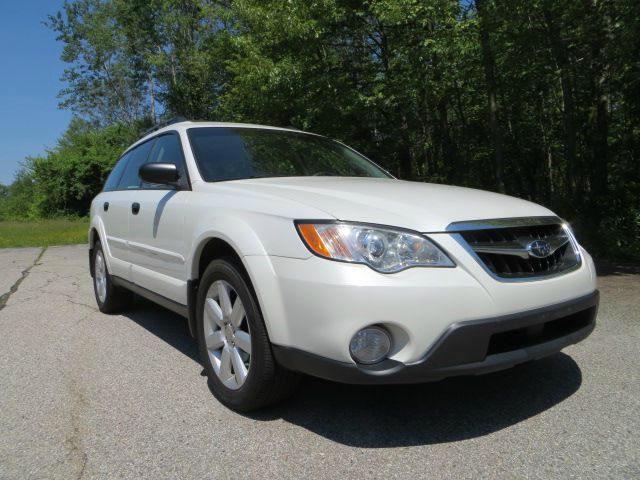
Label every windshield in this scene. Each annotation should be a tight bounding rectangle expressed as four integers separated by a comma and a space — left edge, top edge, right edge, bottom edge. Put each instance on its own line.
187, 127, 391, 182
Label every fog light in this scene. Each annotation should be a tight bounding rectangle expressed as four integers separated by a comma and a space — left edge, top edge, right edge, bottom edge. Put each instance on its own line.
349, 326, 391, 364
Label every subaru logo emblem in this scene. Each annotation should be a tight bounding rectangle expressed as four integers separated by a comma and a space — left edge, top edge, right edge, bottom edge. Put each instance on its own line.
527, 240, 552, 258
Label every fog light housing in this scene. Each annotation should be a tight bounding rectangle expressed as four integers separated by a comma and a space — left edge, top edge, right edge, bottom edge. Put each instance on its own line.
349, 326, 391, 364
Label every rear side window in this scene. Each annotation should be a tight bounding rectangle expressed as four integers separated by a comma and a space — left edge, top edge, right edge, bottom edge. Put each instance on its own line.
103, 152, 131, 192
116, 140, 155, 190
142, 134, 187, 189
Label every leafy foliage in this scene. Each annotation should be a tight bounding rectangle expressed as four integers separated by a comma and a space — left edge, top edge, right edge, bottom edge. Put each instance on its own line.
47, 0, 151, 125
1, 0, 638, 260
0, 170, 40, 220
0, 119, 142, 220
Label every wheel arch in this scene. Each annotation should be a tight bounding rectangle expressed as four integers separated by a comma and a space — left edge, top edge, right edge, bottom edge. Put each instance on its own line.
188, 235, 266, 340
89, 227, 99, 247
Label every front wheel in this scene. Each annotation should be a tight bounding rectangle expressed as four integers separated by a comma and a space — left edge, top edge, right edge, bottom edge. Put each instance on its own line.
197, 259, 299, 411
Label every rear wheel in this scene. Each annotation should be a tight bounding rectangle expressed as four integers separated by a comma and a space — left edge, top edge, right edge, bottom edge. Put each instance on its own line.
197, 259, 299, 411
92, 240, 131, 313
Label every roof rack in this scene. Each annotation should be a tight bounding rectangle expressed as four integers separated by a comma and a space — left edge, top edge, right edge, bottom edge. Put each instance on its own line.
140, 116, 188, 138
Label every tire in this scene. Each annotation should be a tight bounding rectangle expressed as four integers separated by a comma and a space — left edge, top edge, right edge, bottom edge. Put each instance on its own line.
197, 258, 299, 411
92, 240, 131, 313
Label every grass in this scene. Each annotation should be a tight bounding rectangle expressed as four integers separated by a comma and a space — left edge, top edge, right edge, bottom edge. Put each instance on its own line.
0, 218, 88, 248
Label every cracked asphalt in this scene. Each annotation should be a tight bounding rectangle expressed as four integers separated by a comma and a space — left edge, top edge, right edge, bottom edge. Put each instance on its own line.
0, 245, 638, 479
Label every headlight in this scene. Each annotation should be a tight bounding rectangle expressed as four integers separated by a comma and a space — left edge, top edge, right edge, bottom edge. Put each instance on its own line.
561, 220, 582, 257
295, 221, 454, 273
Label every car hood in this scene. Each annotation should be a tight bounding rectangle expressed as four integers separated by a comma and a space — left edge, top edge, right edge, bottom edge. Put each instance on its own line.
216, 177, 555, 232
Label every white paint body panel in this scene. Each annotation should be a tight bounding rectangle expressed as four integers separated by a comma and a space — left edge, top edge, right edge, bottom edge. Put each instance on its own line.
90, 121, 598, 365
244, 248, 596, 364
127, 189, 188, 303
94, 190, 135, 281
218, 176, 555, 233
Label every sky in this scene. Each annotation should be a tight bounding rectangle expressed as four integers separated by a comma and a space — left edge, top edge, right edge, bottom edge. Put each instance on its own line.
0, 0, 71, 185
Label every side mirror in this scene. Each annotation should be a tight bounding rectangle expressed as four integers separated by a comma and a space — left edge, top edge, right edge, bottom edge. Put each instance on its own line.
139, 163, 180, 186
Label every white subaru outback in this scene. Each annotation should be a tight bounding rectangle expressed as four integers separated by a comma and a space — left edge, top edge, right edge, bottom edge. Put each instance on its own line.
89, 119, 599, 411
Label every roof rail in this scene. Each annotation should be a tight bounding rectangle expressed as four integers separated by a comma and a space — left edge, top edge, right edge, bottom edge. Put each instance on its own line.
140, 116, 188, 138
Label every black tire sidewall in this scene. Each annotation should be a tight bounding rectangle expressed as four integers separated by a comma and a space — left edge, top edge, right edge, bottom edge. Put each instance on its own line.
92, 241, 108, 311
92, 240, 128, 313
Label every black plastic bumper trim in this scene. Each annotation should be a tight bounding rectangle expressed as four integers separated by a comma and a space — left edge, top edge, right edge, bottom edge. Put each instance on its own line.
272, 290, 599, 384
111, 275, 188, 319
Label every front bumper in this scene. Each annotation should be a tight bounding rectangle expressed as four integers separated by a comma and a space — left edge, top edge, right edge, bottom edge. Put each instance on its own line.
273, 290, 598, 384
245, 242, 597, 365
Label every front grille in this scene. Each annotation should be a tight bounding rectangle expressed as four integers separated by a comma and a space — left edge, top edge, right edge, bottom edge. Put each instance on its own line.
458, 221, 580, 279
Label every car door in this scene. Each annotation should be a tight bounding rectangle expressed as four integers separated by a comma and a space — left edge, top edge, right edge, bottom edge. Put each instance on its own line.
106, 139, 156, 276
98, 150, 136, 280
127, 132, 190, 305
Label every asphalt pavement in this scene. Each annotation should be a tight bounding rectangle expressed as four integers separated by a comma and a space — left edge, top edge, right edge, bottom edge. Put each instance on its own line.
0, 245, 638, 479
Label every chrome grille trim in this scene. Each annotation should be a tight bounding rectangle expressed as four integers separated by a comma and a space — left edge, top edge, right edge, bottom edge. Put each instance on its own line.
446, 216, 561, 232
448, 217, 582, 282
470, 231, 570, 259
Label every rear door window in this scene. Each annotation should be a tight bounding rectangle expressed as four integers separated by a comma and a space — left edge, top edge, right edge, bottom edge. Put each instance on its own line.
103, 152, 131, 192
116, 140, 155, 190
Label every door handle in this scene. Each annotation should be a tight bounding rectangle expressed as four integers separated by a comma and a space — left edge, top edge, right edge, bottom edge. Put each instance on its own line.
103, 201, 109, 212
131, 202, 140, 215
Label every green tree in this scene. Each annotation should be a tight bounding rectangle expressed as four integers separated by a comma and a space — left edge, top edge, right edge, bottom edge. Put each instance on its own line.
48, 0, 151, 125
28, 119, 142, 216
0, 169, 40, 220
4, 0, 636, 260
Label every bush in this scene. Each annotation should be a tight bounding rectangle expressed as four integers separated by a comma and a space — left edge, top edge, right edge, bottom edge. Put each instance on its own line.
0, 119, 143, 219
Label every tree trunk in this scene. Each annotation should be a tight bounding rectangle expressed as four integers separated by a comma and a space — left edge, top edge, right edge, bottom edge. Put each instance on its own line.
543, 6, 578, 197
398, 115, 413, 179
476, 0, 505, 192
148, 72, 156, 124
453, 79, 470, 183
591, 0, 612, 197
593, 72, 610, 196
437, 98, 458, 182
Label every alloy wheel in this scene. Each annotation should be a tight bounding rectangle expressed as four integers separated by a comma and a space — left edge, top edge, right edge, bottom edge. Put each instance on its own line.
94, 250, 107, 303
203, 280, 252, 390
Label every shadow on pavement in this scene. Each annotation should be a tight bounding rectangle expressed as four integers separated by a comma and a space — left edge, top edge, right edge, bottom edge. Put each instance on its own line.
254, 354, 582, 447
122, 296, 200, 363
121, 297, 582, 448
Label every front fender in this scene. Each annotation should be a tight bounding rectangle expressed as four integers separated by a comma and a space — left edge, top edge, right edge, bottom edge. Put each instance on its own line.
186, 215, 298, 342
89, 213, 110, 271
188, 216, 266, 279
187, 213, 312, 279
